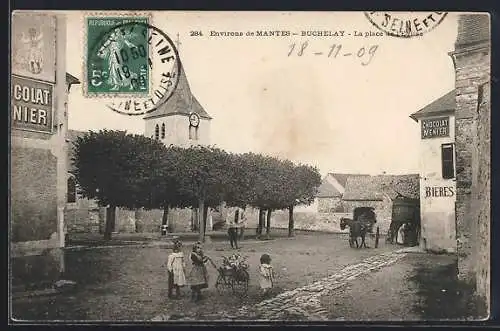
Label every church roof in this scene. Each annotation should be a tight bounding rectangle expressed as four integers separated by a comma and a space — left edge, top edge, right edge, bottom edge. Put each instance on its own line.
409, 90, 456, 122
143, 61, 212, 120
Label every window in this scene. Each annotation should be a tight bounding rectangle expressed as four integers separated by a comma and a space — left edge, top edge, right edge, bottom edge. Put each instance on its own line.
441, 143, 455, 179
189, 125, 199, 140
154, 124, 160, 140
67, 177, 77, 203
161, 123, 166, 139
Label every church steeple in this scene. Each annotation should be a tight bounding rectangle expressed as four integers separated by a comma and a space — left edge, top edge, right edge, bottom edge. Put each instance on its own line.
143, 33, 212, 147
143, 34, 212, 121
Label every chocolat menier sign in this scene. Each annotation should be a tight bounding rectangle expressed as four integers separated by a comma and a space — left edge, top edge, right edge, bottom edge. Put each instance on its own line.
421, 116, 449, 139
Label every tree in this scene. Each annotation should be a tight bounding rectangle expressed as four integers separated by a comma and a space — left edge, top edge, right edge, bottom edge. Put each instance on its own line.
286, 164, 322, 237
72, 130, 166, 239
148, 146, 194, 232
239, 154, 284, 239
175, 145, 232, 242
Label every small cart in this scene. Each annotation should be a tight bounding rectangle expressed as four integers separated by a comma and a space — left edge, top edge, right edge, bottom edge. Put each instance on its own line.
215, 266, 250, 296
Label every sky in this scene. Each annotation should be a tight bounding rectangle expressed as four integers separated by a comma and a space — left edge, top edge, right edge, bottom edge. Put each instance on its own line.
65, 11, 459, 177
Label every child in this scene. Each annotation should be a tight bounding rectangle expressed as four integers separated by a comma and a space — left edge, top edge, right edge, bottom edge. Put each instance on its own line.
187, 241, 210, 302
258, 253, 275, 297
166, 239, 187, 299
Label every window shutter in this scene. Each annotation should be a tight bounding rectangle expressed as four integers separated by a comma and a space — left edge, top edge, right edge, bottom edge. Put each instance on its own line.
441, 144, 455, 179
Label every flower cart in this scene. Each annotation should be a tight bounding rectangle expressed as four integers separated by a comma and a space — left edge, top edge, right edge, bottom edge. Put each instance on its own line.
215, 253, 250, 296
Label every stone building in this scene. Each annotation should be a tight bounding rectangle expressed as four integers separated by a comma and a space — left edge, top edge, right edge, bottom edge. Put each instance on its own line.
410, 90, 457, 253
316, 173, 366, 213
10, 12, 80, 288
342, 174, 420, 235
449, 13, 490, 314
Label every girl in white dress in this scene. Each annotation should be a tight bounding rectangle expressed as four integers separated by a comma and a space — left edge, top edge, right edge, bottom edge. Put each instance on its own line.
258, 254, 275, 297
166, 239, 187, 299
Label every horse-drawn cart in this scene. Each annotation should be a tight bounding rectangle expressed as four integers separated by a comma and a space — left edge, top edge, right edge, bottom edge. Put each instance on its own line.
340, 207, 380, 249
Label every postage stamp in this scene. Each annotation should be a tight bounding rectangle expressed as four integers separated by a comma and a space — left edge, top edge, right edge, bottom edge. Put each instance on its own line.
83, 12, 155, 99
86, 16, 150, 96
364, 12, 448, 38
83, 12, 180, 115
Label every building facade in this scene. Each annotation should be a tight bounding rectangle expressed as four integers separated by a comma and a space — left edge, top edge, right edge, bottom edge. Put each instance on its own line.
410, 90, 457, 253
450, 14, 490, 313
342, 174, 420, 236
316, 173, 365, 213
10, 12, 80, 288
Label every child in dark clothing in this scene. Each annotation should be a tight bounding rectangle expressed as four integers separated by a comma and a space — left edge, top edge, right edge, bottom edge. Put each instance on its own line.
187, 241, 210, 301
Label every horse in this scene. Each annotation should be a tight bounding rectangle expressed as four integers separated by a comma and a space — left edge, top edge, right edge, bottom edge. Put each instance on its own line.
340, 217, 370, 248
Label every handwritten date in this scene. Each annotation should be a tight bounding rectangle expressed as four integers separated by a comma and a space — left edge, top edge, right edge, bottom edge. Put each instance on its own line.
288, 42, 379, 66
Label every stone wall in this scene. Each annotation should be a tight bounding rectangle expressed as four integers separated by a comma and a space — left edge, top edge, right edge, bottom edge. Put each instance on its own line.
453, 14, 490, 315
271, 211, 351, 233
65, 196, 100, 233
472, 81, 490, 311
317, 197, 345, 213
453, 40, 490, 284
11, 146, 58, 242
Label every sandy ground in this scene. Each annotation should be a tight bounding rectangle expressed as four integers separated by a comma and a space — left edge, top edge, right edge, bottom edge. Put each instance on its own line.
12, 232, 395, 321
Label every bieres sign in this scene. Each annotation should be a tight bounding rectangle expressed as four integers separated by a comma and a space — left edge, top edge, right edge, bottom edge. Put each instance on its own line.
421, 116, 449, 139
11, 75, 54, 133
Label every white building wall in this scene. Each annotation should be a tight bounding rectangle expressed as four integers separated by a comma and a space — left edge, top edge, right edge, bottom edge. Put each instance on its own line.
418, 114, 456, 253
144, 115, 211, 147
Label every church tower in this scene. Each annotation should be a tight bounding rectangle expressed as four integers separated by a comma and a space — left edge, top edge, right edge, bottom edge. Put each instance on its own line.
143, 35, 212, 147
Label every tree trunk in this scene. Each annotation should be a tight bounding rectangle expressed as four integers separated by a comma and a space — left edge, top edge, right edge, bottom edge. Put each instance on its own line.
266, 209, 272, 239
104, 205, 116, 240
203, 204, 209, 233
162, 205, 169, 226
288, 205, 295, 237
198, 199, 206, 243
257, 208, 265, 237
192, 208, 198, 232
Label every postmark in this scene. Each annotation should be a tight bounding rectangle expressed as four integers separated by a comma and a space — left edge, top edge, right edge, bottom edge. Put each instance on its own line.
364, 12, 448, 38
83, 14, 180, 115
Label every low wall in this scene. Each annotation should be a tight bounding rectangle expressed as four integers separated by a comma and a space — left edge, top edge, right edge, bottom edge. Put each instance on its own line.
270, 211, 351, 233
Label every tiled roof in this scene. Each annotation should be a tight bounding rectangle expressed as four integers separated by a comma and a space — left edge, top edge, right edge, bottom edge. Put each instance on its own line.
143, 61, 212, 120
455, 14, 490, 49
343, 175, 384, 201
410, 90, 456, 122
328, 173, 368, 188
384, 174, 420, 200
343, 174, 419, 201
317, 177, 340, 198
317, 173, 369, 198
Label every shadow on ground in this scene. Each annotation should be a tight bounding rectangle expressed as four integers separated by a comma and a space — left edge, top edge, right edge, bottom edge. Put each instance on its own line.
408, 254, 487, 321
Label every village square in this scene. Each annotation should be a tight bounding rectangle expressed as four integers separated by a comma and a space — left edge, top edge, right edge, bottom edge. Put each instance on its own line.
10, 11, 490, 322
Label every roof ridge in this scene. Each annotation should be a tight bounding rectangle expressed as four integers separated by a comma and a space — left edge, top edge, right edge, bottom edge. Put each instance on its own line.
143, 60, 212, 120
